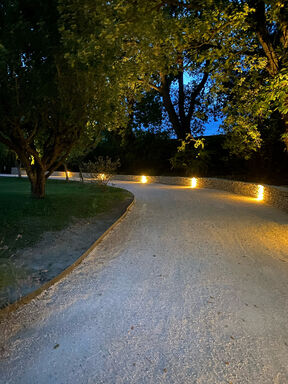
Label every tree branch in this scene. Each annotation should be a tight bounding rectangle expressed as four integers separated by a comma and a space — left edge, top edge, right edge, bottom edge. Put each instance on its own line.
147, 82, 162, 93
160, 72, 183, 138
187, 70, 209, 122
178, 70, 186, 125
14, 124, 45, 170
27, 121, 40, 143
45, 144, 75, 179
249, 0, 279, 76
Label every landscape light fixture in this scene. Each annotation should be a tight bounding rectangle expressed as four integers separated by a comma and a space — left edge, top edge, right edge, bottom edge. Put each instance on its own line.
141, 175, 148, 183
99, 173, 106, 181
191, 177, 197, 188
257, 185, 264, 201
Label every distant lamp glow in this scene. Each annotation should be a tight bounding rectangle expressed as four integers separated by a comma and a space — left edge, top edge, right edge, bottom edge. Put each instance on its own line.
191, 177, 197, 188
257, 185, 264, 201
100, 173, 106, 181
141, 175, 148, 184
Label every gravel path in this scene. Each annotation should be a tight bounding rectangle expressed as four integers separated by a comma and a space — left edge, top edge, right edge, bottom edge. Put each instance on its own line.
1, 182, 288, 384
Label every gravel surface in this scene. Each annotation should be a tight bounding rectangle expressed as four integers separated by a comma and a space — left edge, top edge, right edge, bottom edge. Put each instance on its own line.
0, 182, 288, 384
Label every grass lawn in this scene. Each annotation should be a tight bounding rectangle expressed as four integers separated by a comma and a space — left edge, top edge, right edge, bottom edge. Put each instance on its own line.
0, 177, 132, 259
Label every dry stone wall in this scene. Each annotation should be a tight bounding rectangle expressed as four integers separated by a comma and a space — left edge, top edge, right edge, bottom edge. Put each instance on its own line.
8, 171, 287, 213
111, 175, 288, 213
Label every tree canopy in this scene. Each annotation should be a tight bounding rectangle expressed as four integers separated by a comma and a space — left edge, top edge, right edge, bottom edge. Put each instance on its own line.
66, 0, 287, 151
0, 0, 287, 197
0, 0, 128, 197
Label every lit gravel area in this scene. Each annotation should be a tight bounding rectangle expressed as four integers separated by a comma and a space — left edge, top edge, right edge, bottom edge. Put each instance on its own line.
1, 182, 288, 384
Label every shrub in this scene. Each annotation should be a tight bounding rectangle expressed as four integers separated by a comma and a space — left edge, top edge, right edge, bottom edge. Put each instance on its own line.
81, 156, 120, 185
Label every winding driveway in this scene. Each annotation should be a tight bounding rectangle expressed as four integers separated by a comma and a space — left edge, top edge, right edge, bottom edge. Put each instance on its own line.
1, 182, 288, 384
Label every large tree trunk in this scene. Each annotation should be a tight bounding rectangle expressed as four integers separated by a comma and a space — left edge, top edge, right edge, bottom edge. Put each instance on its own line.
28, 166, 46, 198
154, 70, 208, 140
249, 1, 288, 149
161, 74, 189, 140
282, 112, 288, 150
162, 93, 187, 139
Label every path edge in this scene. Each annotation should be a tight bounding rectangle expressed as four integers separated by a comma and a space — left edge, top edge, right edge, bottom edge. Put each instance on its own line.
0, 197, 135, 317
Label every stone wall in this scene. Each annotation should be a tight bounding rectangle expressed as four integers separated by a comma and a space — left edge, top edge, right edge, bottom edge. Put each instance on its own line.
111, 174, 288, 213
8, 171, 287, 213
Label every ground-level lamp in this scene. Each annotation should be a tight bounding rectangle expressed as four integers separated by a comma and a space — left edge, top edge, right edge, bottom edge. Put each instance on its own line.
191, 177, 197, 188
257, 185, 264, 201
141, 175, 148, 183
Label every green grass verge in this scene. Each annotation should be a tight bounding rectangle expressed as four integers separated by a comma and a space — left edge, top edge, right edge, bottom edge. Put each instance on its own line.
0, 177, 132, 259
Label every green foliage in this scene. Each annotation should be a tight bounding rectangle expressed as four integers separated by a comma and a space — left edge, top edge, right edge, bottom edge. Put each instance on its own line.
0, 1, 85, 194
0, 0, 129, 196
62, 0, 219, 139
204, 0, 288, 153
1, 0, 287, 176
222, 115, 262, 160
170, 149, 211, 176
69, 0, 287, 152
67, 122, 103, 165
170, 135, 210, 175
133, 91, 164, 131
59, 0, 138, 132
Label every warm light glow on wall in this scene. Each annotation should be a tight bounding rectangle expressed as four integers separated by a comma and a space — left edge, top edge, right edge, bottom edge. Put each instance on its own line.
257, 185, 264, 201
141, 175, 148, 183
99, 173, 106, 181
191, 177, 197, 188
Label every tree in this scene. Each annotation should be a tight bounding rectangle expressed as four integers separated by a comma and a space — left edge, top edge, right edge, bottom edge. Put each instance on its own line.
70, 0, 220, 140
235, 0, 288, 150
145, 67, 210, 140
0, 0, 129, 197
192, 0, 288, 154
119, 2, 217, 140
0, 1, 89, 196
65, 121, 104, 180
2, 0, 286, 193
132, 0, 288, 155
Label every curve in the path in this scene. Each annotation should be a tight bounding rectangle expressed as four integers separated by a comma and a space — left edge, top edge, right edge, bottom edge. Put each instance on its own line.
1, 182, 288, 384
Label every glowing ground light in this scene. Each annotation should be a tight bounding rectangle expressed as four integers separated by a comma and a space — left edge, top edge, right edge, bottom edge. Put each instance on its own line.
141, 175, 148, 183
191, 177, 197, 188
257, 185, 264, 201
100, 173, 106, 181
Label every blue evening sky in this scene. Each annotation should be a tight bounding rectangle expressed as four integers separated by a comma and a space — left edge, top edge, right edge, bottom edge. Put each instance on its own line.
203, 119, 223, 136
183, 71, 223, 137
